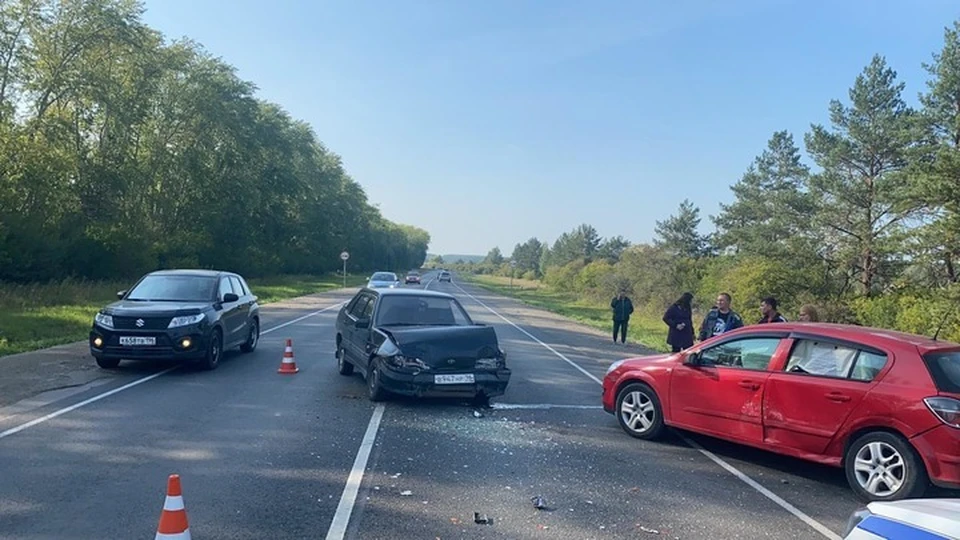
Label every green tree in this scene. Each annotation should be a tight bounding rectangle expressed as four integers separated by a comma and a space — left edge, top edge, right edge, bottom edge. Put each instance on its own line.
713, 131, 815, 258
511, 237, 543, 274
913, 20, 960, 285
805, 55, 920, 296
484, 247, 504, 265
654, 199, 708, 258
597, 235, 630, 261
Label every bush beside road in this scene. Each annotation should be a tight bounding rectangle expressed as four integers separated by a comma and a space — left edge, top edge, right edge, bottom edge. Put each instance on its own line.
464, 274, 671, 353
0, 273, 368, 358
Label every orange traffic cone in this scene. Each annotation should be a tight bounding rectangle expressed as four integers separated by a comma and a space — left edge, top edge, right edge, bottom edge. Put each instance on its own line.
155, 474, 191, 539
278, 338, 299, 374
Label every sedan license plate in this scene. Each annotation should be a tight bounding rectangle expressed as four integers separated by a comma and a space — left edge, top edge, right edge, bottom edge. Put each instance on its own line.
119, 336, 156, 346
434, 374, 475, 385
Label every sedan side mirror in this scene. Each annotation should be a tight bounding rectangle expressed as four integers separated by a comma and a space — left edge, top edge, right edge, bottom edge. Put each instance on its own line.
355, 318, 371, 329
223, 292, 240, 303
117, 290, 126, 300
684, 351, 702, 365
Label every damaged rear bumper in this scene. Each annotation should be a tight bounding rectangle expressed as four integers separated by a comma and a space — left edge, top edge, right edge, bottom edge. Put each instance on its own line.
378, 366, 512, 398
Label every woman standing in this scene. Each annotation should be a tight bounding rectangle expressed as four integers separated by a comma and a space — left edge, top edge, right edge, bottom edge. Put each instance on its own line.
663, 292, 695, 353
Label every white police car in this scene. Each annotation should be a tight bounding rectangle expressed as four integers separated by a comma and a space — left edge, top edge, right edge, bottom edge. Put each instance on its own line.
843, 499, 960, 539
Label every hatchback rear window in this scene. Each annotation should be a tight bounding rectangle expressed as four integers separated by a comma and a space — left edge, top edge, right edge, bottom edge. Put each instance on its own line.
922, 351, 960, 394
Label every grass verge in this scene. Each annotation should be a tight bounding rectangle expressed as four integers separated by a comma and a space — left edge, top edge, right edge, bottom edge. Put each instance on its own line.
464, 274, 671, 353
0, 273, 367, 358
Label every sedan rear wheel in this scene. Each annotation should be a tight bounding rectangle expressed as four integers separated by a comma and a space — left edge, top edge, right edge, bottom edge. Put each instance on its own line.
844, 431, 928, 502
616, 382, 665, 440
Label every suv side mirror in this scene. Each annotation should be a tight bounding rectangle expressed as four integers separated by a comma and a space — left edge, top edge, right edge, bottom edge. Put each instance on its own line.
223, 292, 240, 303
355, 318, 371, 329
117, 290, 126, 300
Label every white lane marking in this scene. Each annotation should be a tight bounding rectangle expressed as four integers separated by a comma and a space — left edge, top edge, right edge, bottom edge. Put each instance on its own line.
260, 302, 345, 335
490, 403, 603, 410
452, 282, 602, 384
0, 300, 347, 441
326, 404, 385, 540
680, 435, 842, 540
453, 280, 842, 540
0, 368, 175, 440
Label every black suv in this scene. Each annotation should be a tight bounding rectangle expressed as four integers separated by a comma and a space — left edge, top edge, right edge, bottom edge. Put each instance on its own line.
334, 288, 511, 403
89, 270, 260, 370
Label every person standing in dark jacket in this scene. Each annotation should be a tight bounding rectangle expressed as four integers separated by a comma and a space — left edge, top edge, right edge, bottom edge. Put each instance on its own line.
757, 296, 787, 324
611, 291, 634, 344
663, 292, 694, 352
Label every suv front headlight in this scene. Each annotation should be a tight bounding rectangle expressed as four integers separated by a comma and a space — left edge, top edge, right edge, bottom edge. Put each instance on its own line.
168, 313, 206, 328
95, 312, 114, 329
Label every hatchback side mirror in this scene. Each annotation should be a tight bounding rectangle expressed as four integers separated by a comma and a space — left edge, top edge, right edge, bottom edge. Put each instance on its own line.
117, 290, 126, 300
355, 318, 371, 329
684, 351, 702, 365
223, 292, 240, 303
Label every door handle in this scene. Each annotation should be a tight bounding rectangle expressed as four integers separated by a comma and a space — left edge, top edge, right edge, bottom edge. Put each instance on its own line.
738, 380, 760, 390
825, 392, 851, 403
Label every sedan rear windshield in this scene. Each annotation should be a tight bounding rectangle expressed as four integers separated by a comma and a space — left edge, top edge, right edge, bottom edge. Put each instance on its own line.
126, 275, 217, 302
371, 273, 397, 281
377, 295, 472, 326
922, 351, 960, 394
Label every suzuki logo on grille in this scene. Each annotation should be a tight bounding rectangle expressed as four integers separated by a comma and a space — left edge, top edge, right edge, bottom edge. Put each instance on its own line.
135, 318, 145, 327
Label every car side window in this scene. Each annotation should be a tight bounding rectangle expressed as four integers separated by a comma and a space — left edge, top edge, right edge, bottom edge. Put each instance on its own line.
785, 340, 859, 378
850, 351, 888, 382
229, 276, 245, 296
360, 295, 376, 319
348, 296, 370, 318
218, 278, 233, 300
701, 338, 781, 370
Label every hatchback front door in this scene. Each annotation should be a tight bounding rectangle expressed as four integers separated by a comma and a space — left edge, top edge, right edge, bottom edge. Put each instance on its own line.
669, 336, 786, 445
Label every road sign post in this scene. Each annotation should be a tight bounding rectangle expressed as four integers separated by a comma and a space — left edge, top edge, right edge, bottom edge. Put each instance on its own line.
510, 260, 517, 289
340, 251, 350, 288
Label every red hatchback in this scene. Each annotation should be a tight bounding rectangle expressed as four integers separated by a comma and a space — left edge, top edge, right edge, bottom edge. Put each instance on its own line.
602, 323, 960, 502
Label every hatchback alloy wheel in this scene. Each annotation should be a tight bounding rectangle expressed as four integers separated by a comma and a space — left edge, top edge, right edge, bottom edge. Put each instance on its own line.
615, 382, 665, 440
854, 441, 905, 497
844, 431, 928, 502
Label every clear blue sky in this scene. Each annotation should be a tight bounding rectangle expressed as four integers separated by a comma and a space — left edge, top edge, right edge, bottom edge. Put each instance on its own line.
142, 0, 959, 256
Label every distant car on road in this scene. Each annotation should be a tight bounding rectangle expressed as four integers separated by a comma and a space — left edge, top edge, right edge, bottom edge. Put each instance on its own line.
438, 270, 451, 283
89, 270, 260, 370
405, 271, 421, 285
334, 288, 511, 403
603, 322, 960, 502
367, 272, 400, 289
843, 498, 960, 538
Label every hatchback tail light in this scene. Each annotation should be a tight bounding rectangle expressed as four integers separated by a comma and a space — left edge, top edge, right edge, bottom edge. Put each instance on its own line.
924, 396, 960, 428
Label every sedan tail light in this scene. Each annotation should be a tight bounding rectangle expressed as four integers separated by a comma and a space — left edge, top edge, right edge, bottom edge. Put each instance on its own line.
924, 396, 960, 428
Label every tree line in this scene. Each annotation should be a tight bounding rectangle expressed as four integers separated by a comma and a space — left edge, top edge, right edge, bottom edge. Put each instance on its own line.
451, 20, 960, 341
0, 0, 428, 283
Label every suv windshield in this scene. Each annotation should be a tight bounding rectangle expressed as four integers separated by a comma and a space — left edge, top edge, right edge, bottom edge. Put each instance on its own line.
923, 351, 960, 394
371, 272, 397, 281
376, 295, 472, 326
126, 275, 217, 302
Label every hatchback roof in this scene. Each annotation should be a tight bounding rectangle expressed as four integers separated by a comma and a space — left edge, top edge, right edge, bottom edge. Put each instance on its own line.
728, 322, 960, 354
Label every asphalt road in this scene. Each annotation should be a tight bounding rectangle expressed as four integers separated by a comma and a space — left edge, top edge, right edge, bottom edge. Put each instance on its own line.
0, 270, 876, 539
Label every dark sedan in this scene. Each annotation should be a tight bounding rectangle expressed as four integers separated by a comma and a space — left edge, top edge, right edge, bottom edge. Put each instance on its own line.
334, 288, 511, 403
89, 269, 260, 370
